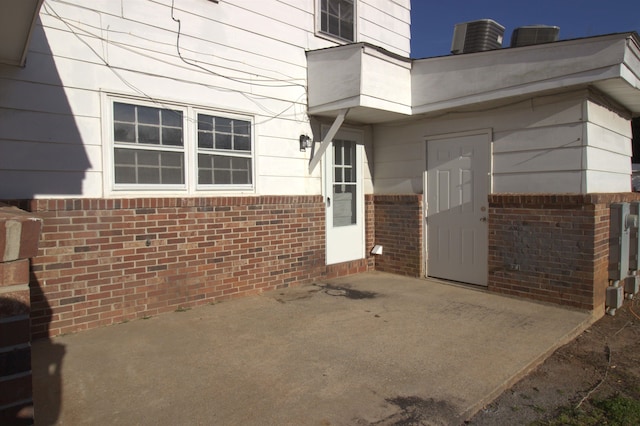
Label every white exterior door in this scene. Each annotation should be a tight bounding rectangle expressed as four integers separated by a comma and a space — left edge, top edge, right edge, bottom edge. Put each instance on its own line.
426, 132, 490, 286
325, 131, 365, 265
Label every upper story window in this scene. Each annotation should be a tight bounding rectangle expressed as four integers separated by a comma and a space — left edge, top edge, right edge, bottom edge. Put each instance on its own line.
319, 0, 355, 42
108, 97, 253, 193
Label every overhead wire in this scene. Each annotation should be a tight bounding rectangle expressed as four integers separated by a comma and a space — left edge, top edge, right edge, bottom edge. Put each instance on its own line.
170, 0, 307, 89
41, 1, 309, 126
49, 16, 306, 83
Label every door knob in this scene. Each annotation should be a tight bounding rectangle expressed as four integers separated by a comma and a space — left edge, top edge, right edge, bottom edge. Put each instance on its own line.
480, 217, 487, 222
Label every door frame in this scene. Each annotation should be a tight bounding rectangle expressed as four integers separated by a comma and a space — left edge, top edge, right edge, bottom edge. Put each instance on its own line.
322, 126, 366, 265
423, 128, 493, 280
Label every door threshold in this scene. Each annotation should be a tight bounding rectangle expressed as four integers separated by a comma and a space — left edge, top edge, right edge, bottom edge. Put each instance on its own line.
424, 276, 489, 292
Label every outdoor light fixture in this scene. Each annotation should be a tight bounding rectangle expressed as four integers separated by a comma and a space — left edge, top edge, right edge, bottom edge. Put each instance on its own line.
299, 134, 313, 152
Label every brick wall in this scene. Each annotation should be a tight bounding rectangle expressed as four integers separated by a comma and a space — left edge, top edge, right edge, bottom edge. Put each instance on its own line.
489, 194, 640, 311
372, 195, 423, 277
8, 196, 376, 338
0, 205, 42, 424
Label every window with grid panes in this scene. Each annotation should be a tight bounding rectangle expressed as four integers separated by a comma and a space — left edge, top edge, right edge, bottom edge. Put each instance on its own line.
319, 0, 354, 42
113, 102, 185, 185
110, 99, 253, 191
197, 113, 252, 186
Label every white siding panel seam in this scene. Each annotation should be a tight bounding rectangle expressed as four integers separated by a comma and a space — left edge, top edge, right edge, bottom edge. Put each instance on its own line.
492, 145, 583, 156
588, 121, 633, 139
492, 121, 583, 136
0, 100, 99, 120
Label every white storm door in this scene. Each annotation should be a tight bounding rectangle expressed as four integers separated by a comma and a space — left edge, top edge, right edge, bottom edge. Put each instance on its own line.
426, 133, 490, 286
325, 134, 364, 265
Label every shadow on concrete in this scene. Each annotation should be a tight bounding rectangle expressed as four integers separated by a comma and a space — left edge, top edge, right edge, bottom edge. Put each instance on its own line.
30, 263, 65, 426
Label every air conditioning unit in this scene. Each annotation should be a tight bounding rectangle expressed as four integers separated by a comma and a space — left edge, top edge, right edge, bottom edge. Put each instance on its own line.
510, 25, 560, 47
451, 19, 505, 54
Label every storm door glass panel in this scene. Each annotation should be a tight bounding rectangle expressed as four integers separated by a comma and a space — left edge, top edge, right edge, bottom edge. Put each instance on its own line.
333, 139, 356, 227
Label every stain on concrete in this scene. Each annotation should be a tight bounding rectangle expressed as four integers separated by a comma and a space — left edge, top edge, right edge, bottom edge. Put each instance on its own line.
320, 283, 378, 300
369, 396, 459, 425
272, 286, 322, 303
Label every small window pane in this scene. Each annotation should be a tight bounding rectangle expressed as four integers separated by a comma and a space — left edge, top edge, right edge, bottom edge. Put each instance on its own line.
115, 166, 136, 184
137, 151, 159, 166
214, 156, 231, 169
334, 143, 343, 164
199, 169, 212, 185
235, 136, 250, 151
341, 2, 353, 20
114, 123, 135, 143
344, 143, 352, 164
344, 168, 353, 183
198, 115, 213, 131
114, 149, 135, 165
137, 106, 160, 125
328, 0, 339, 15
139, 125, 160, 144
235, 121, 250, 135
198, 132, 213, 149
216, 133, 232, 150
161, 167, 182, 184
162, 110, 182, 127
341, 20, 353, 41
214, 170, 231, 184
328, 15, 339, 36
162, 128, 183, 146
139, 167, 160, 184
114, 103, 135, 122
216, 117, 232, 133
232, 170, 248, 184
162, 152, 183, 167
198, 154, 213, 168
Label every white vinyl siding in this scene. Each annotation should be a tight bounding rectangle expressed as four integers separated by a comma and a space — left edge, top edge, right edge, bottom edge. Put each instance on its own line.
0, 0, 409, 199
373, 91, 633, 195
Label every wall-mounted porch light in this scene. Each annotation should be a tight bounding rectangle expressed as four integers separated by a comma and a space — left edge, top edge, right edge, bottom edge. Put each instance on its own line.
299, 134, 313, 152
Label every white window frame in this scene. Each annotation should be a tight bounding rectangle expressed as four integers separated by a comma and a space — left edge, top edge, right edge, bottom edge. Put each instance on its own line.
193, 108, 254, 191
316, 0, 357, 43
103, 95, 255, 196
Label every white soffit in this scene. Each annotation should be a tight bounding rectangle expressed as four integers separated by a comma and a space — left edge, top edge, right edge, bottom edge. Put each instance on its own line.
0, 0, 44, 66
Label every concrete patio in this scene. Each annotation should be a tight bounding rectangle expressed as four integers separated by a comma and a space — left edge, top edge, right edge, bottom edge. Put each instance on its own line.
31, 272, 594, 425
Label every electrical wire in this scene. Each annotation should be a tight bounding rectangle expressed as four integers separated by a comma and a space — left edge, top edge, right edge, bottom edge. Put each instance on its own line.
41, 2, 309, 127
52, 16, 307, 83
170, 0, 307, 89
